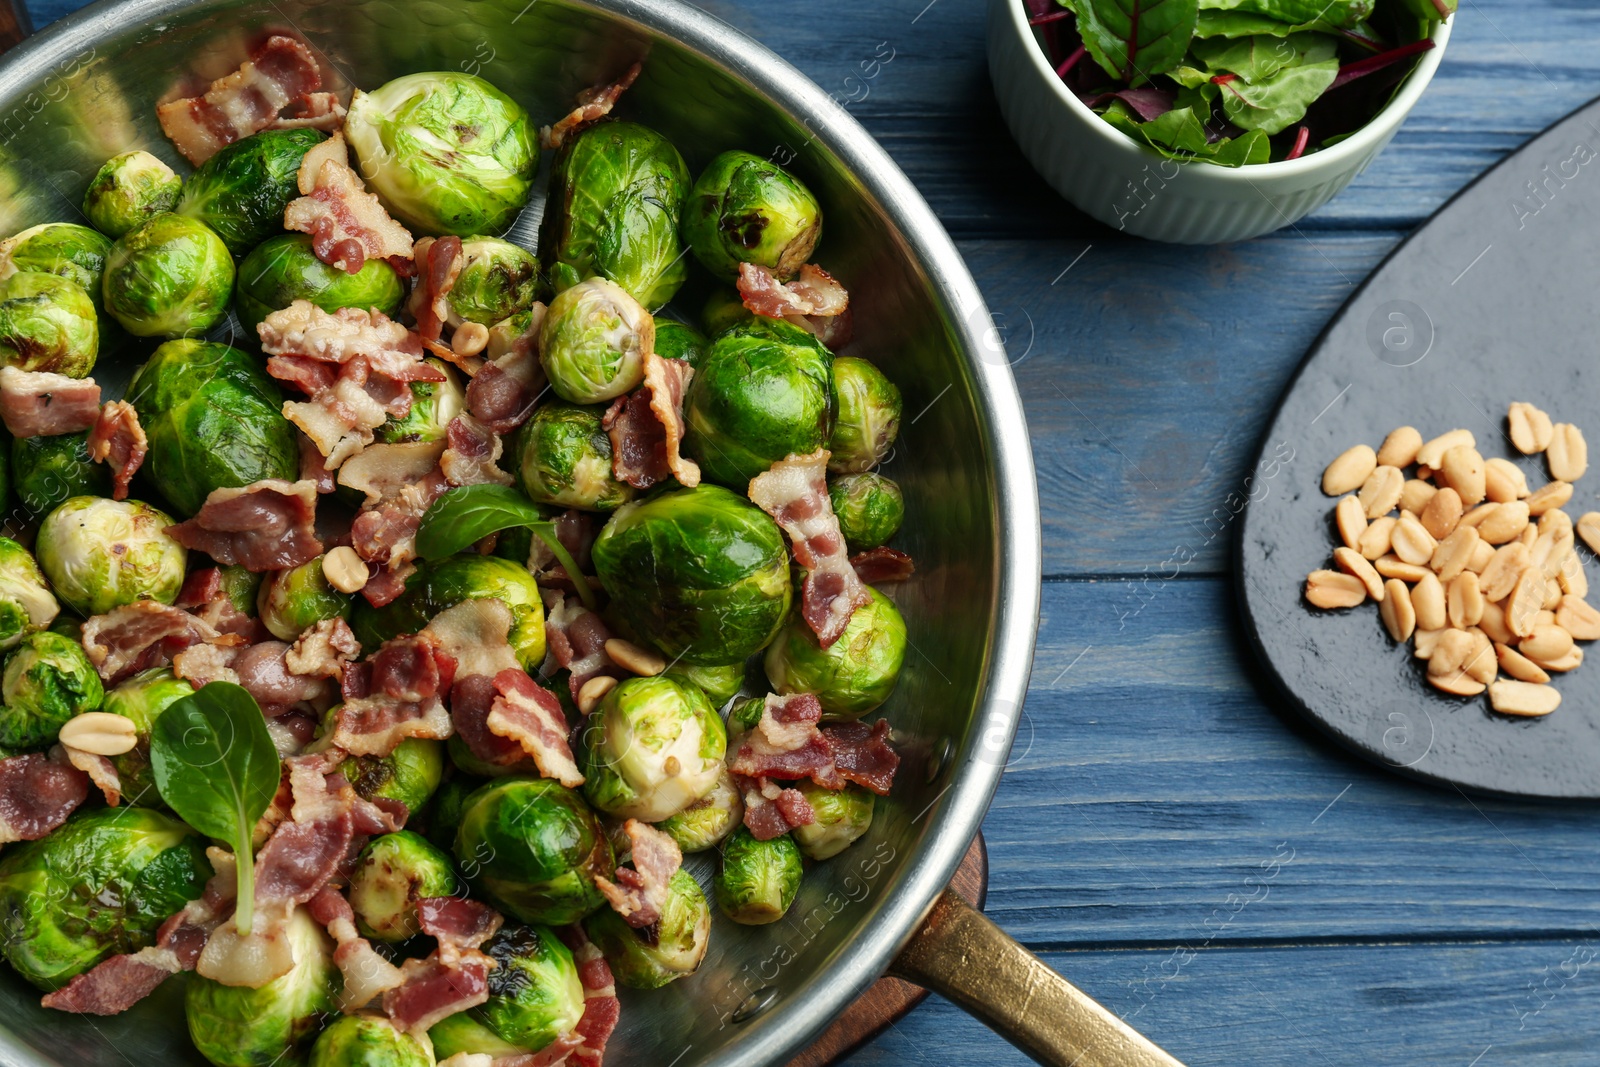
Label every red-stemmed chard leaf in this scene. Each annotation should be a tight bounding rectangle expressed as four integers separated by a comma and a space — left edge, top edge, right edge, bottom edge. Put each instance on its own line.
1071, 0, 1200, 88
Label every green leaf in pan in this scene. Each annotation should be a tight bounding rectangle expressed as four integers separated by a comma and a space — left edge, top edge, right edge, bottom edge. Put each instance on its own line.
1065, 0, 1200, 87
415, 483, 596, 610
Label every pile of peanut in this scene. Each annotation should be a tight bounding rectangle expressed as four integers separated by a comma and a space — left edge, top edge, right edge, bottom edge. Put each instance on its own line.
1307, 403, 1600, 718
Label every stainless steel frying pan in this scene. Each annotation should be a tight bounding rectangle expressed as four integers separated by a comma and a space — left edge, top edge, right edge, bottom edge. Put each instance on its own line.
0, 2, 1181, 1063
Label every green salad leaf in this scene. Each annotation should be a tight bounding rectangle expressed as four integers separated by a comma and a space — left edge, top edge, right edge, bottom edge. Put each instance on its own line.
1197, 34, 1341, 133
1197, 0, 1372, 30
416, 484, 596, 609
1069, 0, 1200, 86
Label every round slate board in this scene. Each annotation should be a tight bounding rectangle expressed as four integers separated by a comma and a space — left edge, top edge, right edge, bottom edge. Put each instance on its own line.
1239, 95, 1600, 799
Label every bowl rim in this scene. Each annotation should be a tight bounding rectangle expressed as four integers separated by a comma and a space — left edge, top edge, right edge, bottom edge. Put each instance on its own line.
0, 1, 1044, 1065
1001, 0, 1453, 180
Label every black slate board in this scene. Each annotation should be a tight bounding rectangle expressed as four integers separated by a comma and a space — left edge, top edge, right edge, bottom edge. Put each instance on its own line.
1238, 96, 1600, 799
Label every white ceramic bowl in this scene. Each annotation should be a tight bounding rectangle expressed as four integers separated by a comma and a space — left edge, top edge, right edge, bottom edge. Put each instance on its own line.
988, 0, 1452, 244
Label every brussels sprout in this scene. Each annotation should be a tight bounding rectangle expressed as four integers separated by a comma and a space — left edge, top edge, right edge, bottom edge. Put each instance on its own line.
375, 360, 464, 445
578, 675, 726, 822
102, 213, 234, 338
125, 338, 298, 516
82, 150, 182, 239
307, 1014, 434, 1067
655, 767, 743, 853
486, 307, 540, 361
341, 735, 445, 817
791, 781, 875, 860
0, 537, 59, 651
429, 923, 584, 1058
725, 695, 764, 741
715, 826, 802, 925
258, 556, 352, 641
0, 806, 210, 989
349, 830, 460, 942
218, 564, 263, 615
514, 403, 634, 512
539, 277, 654, 405
455, 776, 614, 926
764, 586, 906, 719
0, 223, 112, 309
829, 471, 903, 551
420, 776, 478, 854
177, 128, 326, 256
662, 660, 744, 707
828, 357, 901, 474
346, 72, 537, 237
236, 232, 405, 336
36, 497, 187, 617
654, 319, 708, 370
701, 288, 752, 337
592, 484, 792, 666
540, 121, 691, 310
446, 236, 539, 326
103, 667, 194, 808
0, 272, 98, 376
186, 905, 337, 1067
683, 317, 834, 487
585, 868, 710, 989
11, 431, 111, 516
351, 555, 546, 671
681, 150, 823, 282
0, 630, 102, 749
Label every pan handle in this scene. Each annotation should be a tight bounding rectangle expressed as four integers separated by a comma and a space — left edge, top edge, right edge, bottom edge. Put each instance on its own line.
889, 889, 1187, 1067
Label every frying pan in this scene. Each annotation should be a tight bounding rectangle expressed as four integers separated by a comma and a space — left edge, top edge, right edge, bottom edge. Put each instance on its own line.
0, 1, 1176, 1063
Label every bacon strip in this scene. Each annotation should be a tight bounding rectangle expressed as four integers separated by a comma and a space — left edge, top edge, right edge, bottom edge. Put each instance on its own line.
554, 927, 622, 1067
595, 819, 681, 929
727, 693, 841, 788
738, 775, 817, 841
86, 401, 147, 500
409, 236, 463, 343
81, 602, 220, 685
328, 633, 456, 757
823, 719, 899, 796
851, 545, 915, 584
540, 62, 641, 150
283, 132, 413, 271
542, 594, 619, 702
309, 886, 407, 1012
0, 751, 87, 844
156, 36, 328, 165
0, 367, 100, 438
166, 479, 322, 571
382, 897, 502, 1035
603, 354, 699, 490
466, 319, 545, 435
440, 414, 513, 489
737, 262, 851, 346
286, 617, 360, 679
487, 669, 583, 788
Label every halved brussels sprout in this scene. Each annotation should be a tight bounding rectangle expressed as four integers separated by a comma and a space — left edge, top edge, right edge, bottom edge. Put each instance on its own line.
578, 675, 727, 822
258, 555, 352, 641
340, 734, 445, 818
828, 356, 901, 473
346, 72, 537, 237
428, 923, 585, 1058
585, 868, 710, 988
0, 630, 102, 749
455, 776, 614, 926
681, 150, 822, 281
540, 121, 691, 310
186, 905, 337, 1067
350, 555, 546, 671
539, 277, 655, 405
0, 272, 98, 376
715, 825, 802, 925
102, 212, 234, 338
307, 1014, 433, 1067
36, 496, 187, 617
655, 766, 743, 853
764, 586, 906, 719
0, 537, 59, 651
0, 223, 112, 309
662, 660, 744, 707
829, 471, 903, 551
683, 317, 835, 487
82, 150, 182, 239
791, 781, 875, 860
11, 431, 111, 517
0, 806, 210, 989
375, 358, 464, 445
514, 403, 634, 512
349, 830, 461, 942
448, 236, 539, 326
653, 319, 708, 370
103, 667, 194, 809
592, 484, 792, 667
125, 338, 298, 516
177, 128, 326, 256
236, 232, 405, 336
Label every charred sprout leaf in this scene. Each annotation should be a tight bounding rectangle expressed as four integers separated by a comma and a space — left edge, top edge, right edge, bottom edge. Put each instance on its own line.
150, 681, 280, 935
1069, 0, 1200, 86
415, 484, 595, 609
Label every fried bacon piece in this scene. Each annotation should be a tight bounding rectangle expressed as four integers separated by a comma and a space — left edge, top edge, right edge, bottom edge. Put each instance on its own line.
86, 400, 147, 500
486, 669, 583, 788
540, 61, 642, 150
0, 751, 88, 844
156, 36, 335, 165
851, 545, 915, 584
166, 479, 323, 572
737, 262, 852, 345
409, 236, 464, 342
283, 132, 414, 272
603, 354, 699, 490
595, 819, 681, 929
0, 367, 100, 438
382, 897, 503, 1034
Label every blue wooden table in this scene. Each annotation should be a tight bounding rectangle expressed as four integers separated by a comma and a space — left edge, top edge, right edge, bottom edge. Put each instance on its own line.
24, 0, 1600, 1063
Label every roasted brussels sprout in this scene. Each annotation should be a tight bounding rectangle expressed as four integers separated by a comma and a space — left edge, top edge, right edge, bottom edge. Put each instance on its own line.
350, 555, 546, 670
349, 830, 461, 942
829, 471, 903, 551
0, 223, 112, 308
446, 236, 539, 326
683, 317, 834, 486
586, 868, 710, 989
0, 630, 102, 749
514, 403, 634, 512
186, 905, 337, 1067
764, 586, 906, 719
420, 776, 478, 854
828, 357, 901, 473
81, 150, 182, 239
455, 776, 614, 926
0, 806, 210, 989
125, 338, 298, 516
655, 767, 743, 853
177, 128, 326, 256
217, 564, 263, 615
539, 277, 654, 405
11, 431, 111, 516
36, 496, 187, 617
486, 306, 539, 361
701, 288, 752, 336
653, 319, 708, 369
375, 360, 465, 445
102, 213, 235, 338
103, 667, 194, 809
0, 272, 98, 376
681, 150, 822, 282
258, 555, 352, 642
341, 735, 444, 818
578, 675, 727, 822
236, 232, 404, 336
307, 1014, 434, 1067
592, 484, 792, 666
791, 781, 875, 860
346, 72, 537, 237
428, 923, 585, 1058
0, 537, 59, 650
540, 121, 691, 310
662, 660, 744, 707
715, 826, 802, 925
